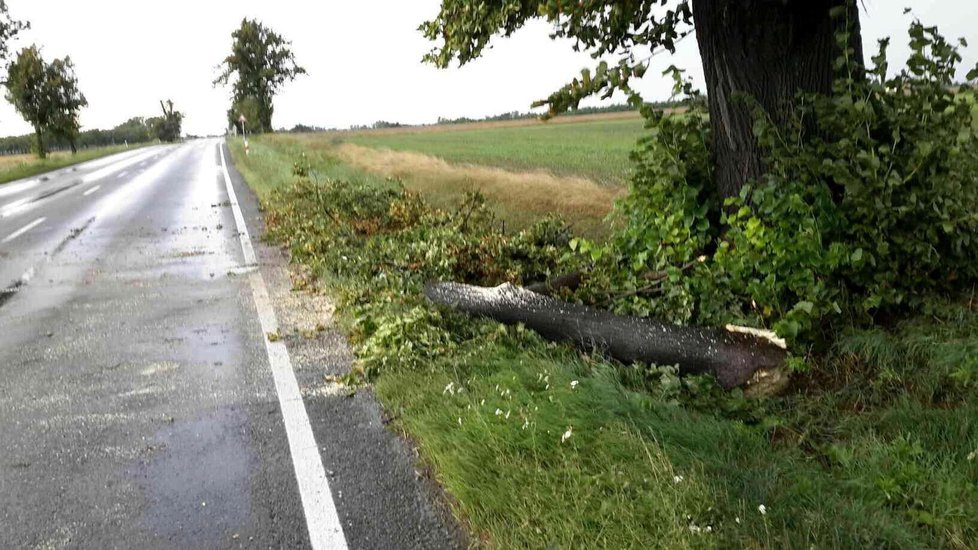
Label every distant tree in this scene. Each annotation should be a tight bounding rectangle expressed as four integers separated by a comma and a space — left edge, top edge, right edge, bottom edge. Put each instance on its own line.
5, 46, 86, 159
215, 19, 306, 133
109, 117, 154, 144
152, 99, 183, 142
47, 57, 88, 154
4, 46, 47, 156
0, 116, 160, 155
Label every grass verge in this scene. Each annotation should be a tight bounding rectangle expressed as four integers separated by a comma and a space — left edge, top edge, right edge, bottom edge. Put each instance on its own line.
0, 145, 141, 185
229, 137, 977, 548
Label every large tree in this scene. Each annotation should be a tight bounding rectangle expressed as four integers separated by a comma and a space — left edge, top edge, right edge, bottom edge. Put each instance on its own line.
150, 99, 183, 142
4, 46, 87, 159
47, 56, 88, 153
214, 19, 306, 134
421, 0, 863, 200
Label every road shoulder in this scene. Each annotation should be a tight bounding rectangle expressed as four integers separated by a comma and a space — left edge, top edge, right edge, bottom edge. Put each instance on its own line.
222, 143, 466, 550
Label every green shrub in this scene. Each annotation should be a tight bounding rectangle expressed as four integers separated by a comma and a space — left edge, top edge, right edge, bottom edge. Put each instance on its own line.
263, 172, 570, 379
580, 20, 978, 352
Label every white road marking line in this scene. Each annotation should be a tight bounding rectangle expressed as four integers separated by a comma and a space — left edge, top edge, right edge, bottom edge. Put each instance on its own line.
83, 185, 101, 197
219, 142, 348, 550
117, 171, 128, 179
81, 149, 160, 184
0, 178, 38, 199
2, 217, 46, 244
0, 197, 30, 217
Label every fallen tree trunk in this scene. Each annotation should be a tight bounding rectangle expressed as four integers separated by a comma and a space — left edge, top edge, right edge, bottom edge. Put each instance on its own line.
425, 281, 788, 392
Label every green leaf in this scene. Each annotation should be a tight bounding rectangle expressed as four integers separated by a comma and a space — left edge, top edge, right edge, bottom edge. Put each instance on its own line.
793, 301, 815, 315
967, 63, 978, 81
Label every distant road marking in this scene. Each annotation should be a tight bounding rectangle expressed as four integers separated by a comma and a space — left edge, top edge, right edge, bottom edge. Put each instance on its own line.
81, 149, 159, 184
117, 171, 128, 179
83, 185, 101, 197
0, 197, 30, 218
218, 141, 347, 550
0, 178, 38, 199
2, 217, 46, 244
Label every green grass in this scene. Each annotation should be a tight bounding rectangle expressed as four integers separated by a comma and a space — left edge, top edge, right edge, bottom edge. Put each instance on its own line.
229, 136, 978, 549
373, 304, 978, 548
0, 145, 142, 186
341, 115, 647, 187
228, 138, 386, 200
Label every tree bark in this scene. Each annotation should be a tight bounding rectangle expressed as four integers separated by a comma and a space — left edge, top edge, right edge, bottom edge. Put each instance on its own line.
425, 281, 788, 391
34, 126, 45, 159
691, 0, 863, 200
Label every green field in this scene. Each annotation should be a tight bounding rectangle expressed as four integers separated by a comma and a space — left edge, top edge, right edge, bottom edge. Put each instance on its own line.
342, 114, 647, 187
0, 145, 144, 186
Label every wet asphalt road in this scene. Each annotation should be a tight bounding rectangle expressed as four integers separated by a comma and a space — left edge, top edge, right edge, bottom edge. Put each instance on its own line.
0, 141, 461, 549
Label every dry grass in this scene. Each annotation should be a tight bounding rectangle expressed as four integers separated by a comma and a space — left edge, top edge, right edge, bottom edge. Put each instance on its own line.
336, 143, 622, 237
0, 151, 69, 169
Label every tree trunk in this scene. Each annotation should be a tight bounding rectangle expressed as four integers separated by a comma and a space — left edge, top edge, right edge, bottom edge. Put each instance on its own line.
34, 126, 46, 159
691, 0, 863, 200
425, 281, 788, 392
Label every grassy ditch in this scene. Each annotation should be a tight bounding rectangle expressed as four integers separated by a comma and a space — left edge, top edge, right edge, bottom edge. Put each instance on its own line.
0, 145, 140, 185
229, 137, 977, 548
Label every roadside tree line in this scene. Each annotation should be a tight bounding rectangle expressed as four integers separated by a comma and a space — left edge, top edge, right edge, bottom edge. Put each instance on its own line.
0, 3, 183, 158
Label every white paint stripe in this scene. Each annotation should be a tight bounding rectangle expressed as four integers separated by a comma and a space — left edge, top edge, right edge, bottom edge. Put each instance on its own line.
117, 171, 128, 179
2, 216, 46, 244
219, 146, 257, 267
81, 149, 160, 184
83, 185, 101, 197
218, 141, 348, 549
0, 178, 38, 199
0, 197, 30, 218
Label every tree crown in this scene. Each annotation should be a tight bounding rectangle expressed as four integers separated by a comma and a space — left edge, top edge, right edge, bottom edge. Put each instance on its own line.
215, 18, 305, 132
420, 1, 693, 115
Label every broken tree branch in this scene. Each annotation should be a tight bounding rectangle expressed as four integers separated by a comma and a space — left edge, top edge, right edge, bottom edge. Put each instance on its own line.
425, 281, 788, 391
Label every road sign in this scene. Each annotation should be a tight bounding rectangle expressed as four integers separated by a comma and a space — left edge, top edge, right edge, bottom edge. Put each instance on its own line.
239, 114, 247, 124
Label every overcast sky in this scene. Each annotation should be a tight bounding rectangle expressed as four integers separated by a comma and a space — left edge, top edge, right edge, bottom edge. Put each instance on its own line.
1, 0, 975, 137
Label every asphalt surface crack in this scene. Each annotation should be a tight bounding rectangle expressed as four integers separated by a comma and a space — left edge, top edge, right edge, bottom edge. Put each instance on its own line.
0, 217, 95, 311
33, 179, 84, 203
0, 279, 26, 309
52, 216, 96, 255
